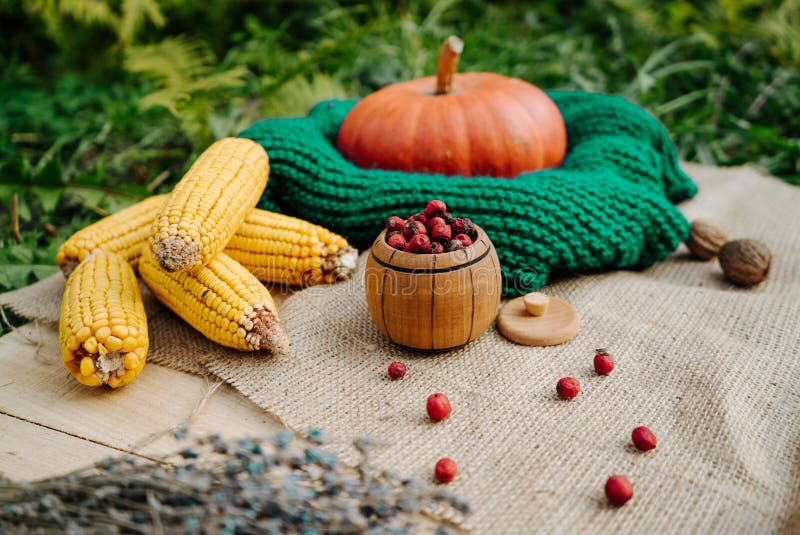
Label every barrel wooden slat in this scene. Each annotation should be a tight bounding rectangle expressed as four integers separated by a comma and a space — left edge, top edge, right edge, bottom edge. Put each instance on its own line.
472, 247, 503, 339
365, 224, 502, 351
431, 262, 474, 348
370, 234, 401, 266
382, 270, 434, 349
364, 254, 388, 337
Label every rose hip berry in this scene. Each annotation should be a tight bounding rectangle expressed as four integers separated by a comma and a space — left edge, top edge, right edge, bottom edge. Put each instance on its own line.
593, 348, 615, 375
431, 223, 452, 242
451, 217, 474, 236
387, 233, 407, 250
444, 239, 464, 252
386, 216, 405, 233
408, 212, 428, 225
424, 200, 447, 220
604, 475, 633, 506
389, 201, 478, 254
454, 233, 472, 247
405, 234, 431, 253
556, 377, 580, 399
387, 361, 407, 380
425, 216, 445, 233
426, 393, 451, 421
434, 457, 458, 483
403, 220, 427, 240
631, 426, 657, 451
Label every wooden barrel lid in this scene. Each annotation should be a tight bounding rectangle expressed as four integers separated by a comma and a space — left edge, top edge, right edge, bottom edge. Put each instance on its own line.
497, 296, 580, 346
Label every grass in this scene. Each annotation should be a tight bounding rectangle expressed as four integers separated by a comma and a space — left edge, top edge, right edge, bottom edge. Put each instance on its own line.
0, 0, 798, 306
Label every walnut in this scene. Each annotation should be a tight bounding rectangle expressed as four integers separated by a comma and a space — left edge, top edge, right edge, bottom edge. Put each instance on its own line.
718, 239, 772, 287
686, 219, 728, 260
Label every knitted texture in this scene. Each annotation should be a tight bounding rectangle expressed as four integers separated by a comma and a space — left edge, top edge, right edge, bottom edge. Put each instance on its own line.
239, 91, 698, 295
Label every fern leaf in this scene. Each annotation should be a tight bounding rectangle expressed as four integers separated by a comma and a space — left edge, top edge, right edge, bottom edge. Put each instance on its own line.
60, 0, 118, 27
126, 36, 212, 87
126, 36, 250, 147
119, 0, 166, 45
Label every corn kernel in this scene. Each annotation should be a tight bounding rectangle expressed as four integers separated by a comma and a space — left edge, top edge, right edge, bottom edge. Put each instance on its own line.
76, 374, 102, 387
122, 336, 139, 352
110, 325, 129, 338
121, 370, 136, 385
107, 375, 123, 388
95, 326, 111, 343
124, 352, 139, 370
80, 357, 96, 377
75, 326, 92, 343
83, 336, 98, 354
105, 336, 123, 351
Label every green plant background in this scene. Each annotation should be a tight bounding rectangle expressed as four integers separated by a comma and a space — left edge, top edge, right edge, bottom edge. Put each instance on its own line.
1, 0, 798, 305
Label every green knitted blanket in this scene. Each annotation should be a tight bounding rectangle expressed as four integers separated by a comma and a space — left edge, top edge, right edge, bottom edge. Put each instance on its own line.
240, 91, 697, 295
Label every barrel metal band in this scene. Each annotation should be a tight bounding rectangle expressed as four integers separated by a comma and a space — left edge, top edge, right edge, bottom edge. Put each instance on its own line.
369, 247, 491, 274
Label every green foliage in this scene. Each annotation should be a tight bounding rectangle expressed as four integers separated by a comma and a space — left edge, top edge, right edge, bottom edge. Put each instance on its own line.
0, 148, 149, 292
26, 0, 165, 46
0, 0, 798, 304
125, 36, 249, 147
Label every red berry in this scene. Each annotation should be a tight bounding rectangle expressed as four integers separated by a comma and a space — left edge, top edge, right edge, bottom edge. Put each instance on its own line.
631, 426, 657, 451
426, 393, 451, 421
593, 349, 615, 375
387, 361, 407, 380
444, 239, 464, 252
408, 212, 428, 225
406, 234, 431, 253
434, 457, 458, 483
403, 220, 427, 240
425, 216, 446, 233
442, 212, 455, 225
430, 242, 444, 254
604, 475, 633, 506
454, 233, 472, 247
451, 217, 474, 236
387, 233, 407, 250
386, 216, 405, 233
431, 224, 452, 242
556, 377, 580, 399
424, 200, 447, 219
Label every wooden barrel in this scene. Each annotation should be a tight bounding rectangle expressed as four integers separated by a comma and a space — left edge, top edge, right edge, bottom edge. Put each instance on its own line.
365, 225, 502, 351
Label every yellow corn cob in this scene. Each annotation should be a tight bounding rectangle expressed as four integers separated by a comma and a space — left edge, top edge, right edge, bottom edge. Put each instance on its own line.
58, 251, 148, 388
150, 138, 269, 273
58, 197, 358, 286
226, 211, 358, 286
56, 195, 168, 276
139, 248, 288, 353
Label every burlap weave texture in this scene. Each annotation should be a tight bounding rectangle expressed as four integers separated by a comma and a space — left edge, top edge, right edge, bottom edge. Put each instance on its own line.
1, 163, 798, 532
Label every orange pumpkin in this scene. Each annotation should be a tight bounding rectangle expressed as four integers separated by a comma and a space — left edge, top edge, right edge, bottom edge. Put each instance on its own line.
336, 36, 567, 178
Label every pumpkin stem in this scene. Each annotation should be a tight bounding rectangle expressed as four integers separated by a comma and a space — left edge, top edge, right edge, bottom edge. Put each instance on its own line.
435, 35, 463, 95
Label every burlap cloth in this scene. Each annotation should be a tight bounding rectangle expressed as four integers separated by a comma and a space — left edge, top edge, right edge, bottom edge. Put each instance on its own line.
1, 163, 798, 533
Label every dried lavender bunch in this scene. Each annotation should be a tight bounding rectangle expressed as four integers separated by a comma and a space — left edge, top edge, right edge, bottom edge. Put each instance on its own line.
0, 429, 469, 533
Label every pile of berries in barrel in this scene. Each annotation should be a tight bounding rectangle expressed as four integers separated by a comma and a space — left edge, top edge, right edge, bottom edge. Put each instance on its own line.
385, 200, 479, 254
